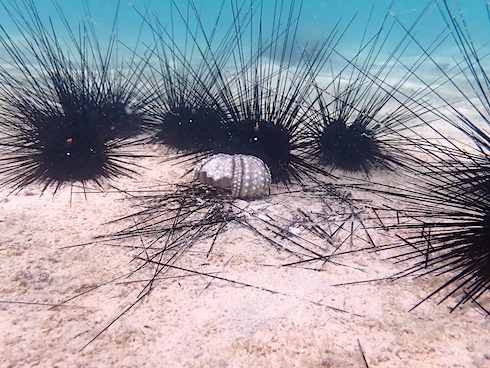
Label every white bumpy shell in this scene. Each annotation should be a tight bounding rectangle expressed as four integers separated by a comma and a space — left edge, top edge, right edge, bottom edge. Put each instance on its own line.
193, 153, 271, 199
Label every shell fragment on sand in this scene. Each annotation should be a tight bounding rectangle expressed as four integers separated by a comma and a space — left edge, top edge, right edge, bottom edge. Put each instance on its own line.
193, 154, 271, 199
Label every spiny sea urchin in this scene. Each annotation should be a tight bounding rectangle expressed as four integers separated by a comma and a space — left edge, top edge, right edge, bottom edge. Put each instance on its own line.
304, 5, 436, 177
0, 0, 149, 193
133, 0, 249, 154
362, 0, 490, 313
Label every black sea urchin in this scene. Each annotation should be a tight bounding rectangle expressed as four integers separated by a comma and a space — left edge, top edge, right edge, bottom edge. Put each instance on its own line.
0, 0, 149, 193
367, 151, 490, 313
132, 0, 255, 154
304, 5, 437, 177
363, 0, 490, 313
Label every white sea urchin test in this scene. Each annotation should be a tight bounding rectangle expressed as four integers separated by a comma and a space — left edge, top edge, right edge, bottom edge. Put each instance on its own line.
193, 153, 271, 199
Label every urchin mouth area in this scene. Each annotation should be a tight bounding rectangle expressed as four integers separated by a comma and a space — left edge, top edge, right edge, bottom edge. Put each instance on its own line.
317, 119, 383, 173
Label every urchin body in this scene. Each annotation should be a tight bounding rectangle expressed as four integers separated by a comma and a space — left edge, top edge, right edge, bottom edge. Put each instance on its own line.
155, 106, 225, 152
316, 119, 384, 174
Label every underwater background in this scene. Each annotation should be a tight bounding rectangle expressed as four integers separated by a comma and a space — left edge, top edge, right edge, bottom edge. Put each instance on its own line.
1, 0, 487, 121
1, 0, 488, 66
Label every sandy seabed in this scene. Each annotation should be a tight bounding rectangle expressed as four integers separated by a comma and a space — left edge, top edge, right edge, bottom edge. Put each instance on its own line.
0, 142, 489, 368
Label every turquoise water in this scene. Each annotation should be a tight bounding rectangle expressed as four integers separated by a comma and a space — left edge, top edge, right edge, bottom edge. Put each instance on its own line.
0, 0, 487, 113
0, 0, 487, 60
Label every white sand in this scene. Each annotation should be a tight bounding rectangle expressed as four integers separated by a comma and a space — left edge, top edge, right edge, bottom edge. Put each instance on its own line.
0, 142, 489, 368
